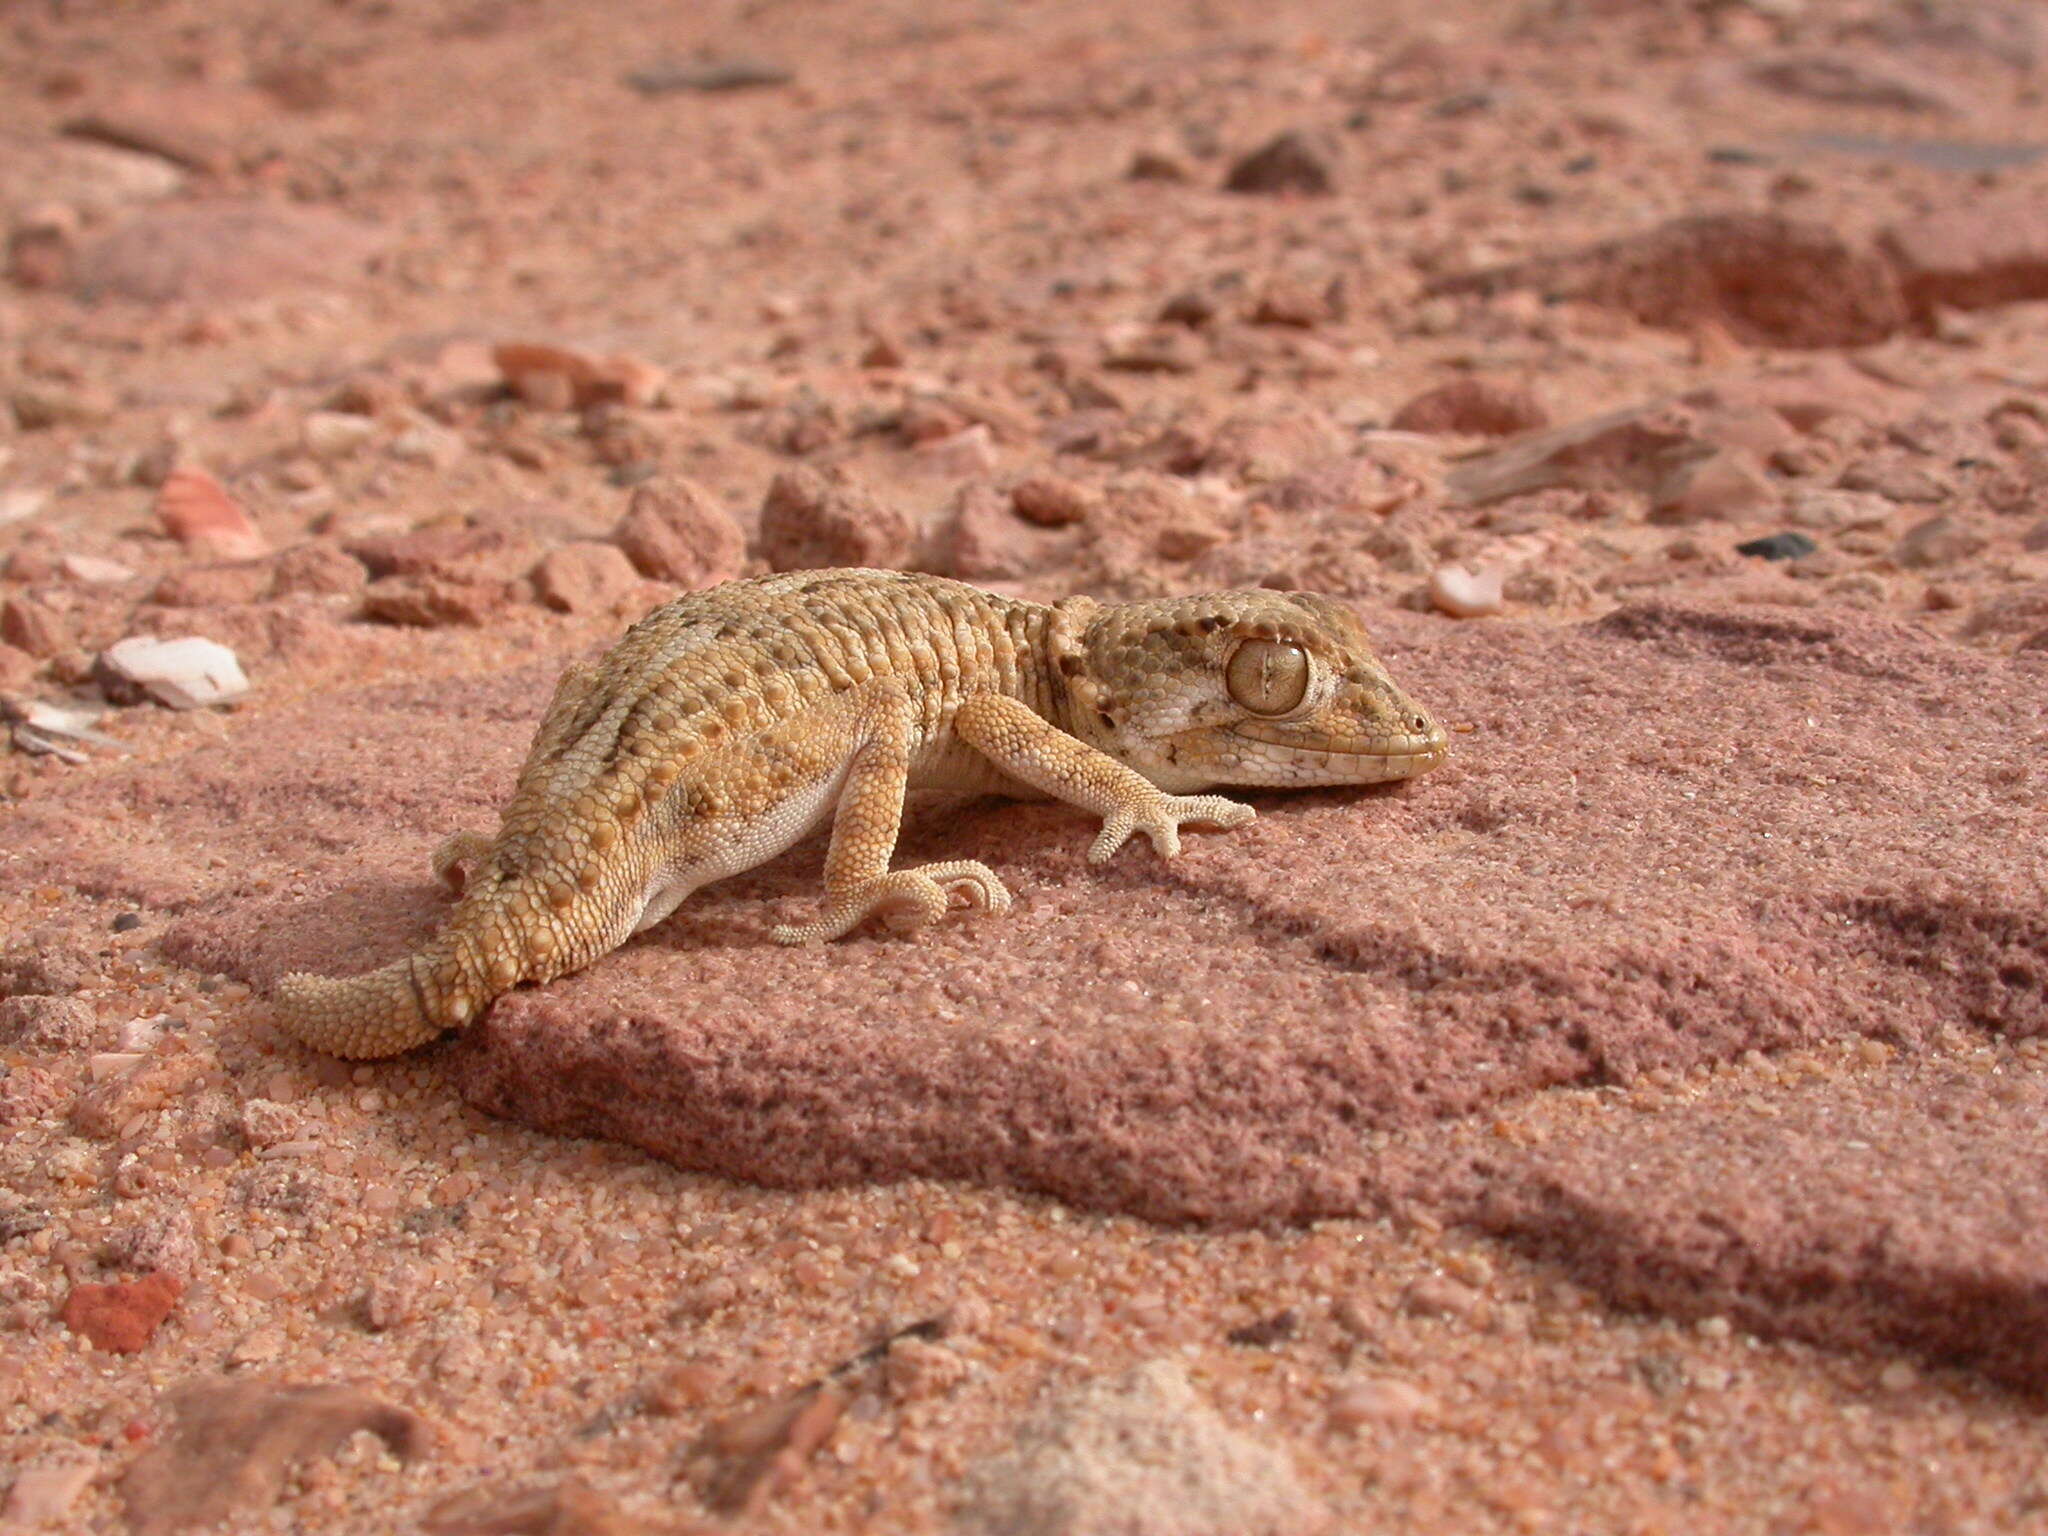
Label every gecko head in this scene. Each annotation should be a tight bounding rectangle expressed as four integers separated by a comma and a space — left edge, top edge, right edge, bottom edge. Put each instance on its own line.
1064, 589, 1450, 792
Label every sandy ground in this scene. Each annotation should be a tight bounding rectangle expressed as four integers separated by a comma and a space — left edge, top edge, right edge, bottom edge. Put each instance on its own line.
3, 0, 2047, 1531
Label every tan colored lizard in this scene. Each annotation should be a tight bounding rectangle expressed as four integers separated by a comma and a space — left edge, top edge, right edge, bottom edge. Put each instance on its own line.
275, 569, 1448, 1057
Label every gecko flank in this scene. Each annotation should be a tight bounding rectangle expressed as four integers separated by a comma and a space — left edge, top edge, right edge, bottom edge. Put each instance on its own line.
274, 569, 1449, 1057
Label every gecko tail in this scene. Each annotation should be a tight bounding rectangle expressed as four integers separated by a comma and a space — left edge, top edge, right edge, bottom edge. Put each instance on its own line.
271, 934, 482, 1060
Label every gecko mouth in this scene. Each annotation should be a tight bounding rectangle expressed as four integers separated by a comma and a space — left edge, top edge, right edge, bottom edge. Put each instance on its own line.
1220, 729, 1449, 765
1230, 722, 1450, 765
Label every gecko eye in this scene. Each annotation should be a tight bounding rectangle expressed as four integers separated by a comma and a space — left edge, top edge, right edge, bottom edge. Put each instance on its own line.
1225, 639, 1310, 716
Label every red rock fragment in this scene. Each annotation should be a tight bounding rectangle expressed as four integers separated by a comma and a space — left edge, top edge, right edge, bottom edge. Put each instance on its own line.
60, 1270, 183, 1352
156, 468, 269, 563
1391, 378, 1550, 437
1223, 129, 1337, 195
360, 575, 513, 628
266, 541, 369, 599
532, 542, 641, 614
611, 477, 746, 589
149, 562, 272, 609
493, 342, 665, 410
757, 466, 914, 572
0, 595, 72, 659
118, 1379, 430, 1536
1433, 213, 1908, 348
1879, 192, 2048, 318
1010, 474, 1094, 528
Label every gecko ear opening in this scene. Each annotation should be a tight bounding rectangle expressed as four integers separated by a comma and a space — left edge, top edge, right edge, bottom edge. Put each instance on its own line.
1224, 639, 1310, 715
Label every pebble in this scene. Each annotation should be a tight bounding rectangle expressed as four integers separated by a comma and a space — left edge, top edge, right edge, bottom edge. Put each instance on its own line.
1736, 531, 1818, 561
758, 466, 914, 572
156, 467, 269, 562
493, 340, 665, 409
612, 475, 747, 589
1224, 129, 1338, 195
1328, 1377, 1437, 1430
1011, 474, 1094, 527
1892, 514, 1988, 569
12, 381, 116, 430
1428, 563, 1506, 618
531, 542, 641, 614
301, 410, 378, 461
0, 595, 72, 659
59, 1270, 183, 1352
99, 635, 250, 709
1391, 378, 1549, 437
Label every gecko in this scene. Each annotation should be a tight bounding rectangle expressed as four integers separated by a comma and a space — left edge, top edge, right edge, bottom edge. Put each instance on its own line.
274, 568, 1448, 1057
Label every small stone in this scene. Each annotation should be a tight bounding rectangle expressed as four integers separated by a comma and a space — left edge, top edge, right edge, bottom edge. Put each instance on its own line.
60, 1269, 183, 1352
1784, 488, 1894, 531
1735, 531, 1818, 561
12, 381, 115, 430
1223, 129, 1337, 195
150, 561, 272, 609
1428, 564, 1505, 618
1892, 513, 1988, 569
99, 635, 249, 709
1403, 1275, 1482, 1319
1328, 1377, 1436, 1431
1392, 378, 1549, 437
360, 575, 511, 628
1011, 475, 1094, 528
493, 341, 666, 409
0, 595, 72, 659
1224, 1308, 1298, 1347
758, 466, 915, 572
266, 541, 369, 599
1127, 148, 1191, 182
858, 332, 907, 369
301, 410, 378, 461
61, 553, 136, 584
1880, 188, 2048, 318
532, 542, 641, 614
1103, 326, 1205, 374
1878, 1359, 1919, 1392
612, 476, 746, 589
1839, 457, 1950, 504
1251, 275, 1342, 328
1651, 450, 1777, 524
156, 468, 269, 562
919, 423, 1000, 477
387, 420, 466, 469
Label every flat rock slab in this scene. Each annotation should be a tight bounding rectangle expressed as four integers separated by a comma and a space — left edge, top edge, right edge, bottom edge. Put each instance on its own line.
9, 601, 2043, 1231
1474, 1056, 2048, 1395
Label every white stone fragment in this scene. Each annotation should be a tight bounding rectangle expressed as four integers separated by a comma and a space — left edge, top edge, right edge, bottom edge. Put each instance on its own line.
101, 635, 250, 709
1428, 563, 1506, 618
302, 410, 378, 461
60, 553, 136, 584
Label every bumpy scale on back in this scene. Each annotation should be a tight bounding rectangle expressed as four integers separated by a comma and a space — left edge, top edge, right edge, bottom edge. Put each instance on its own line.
273, 569, 1449, 1057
